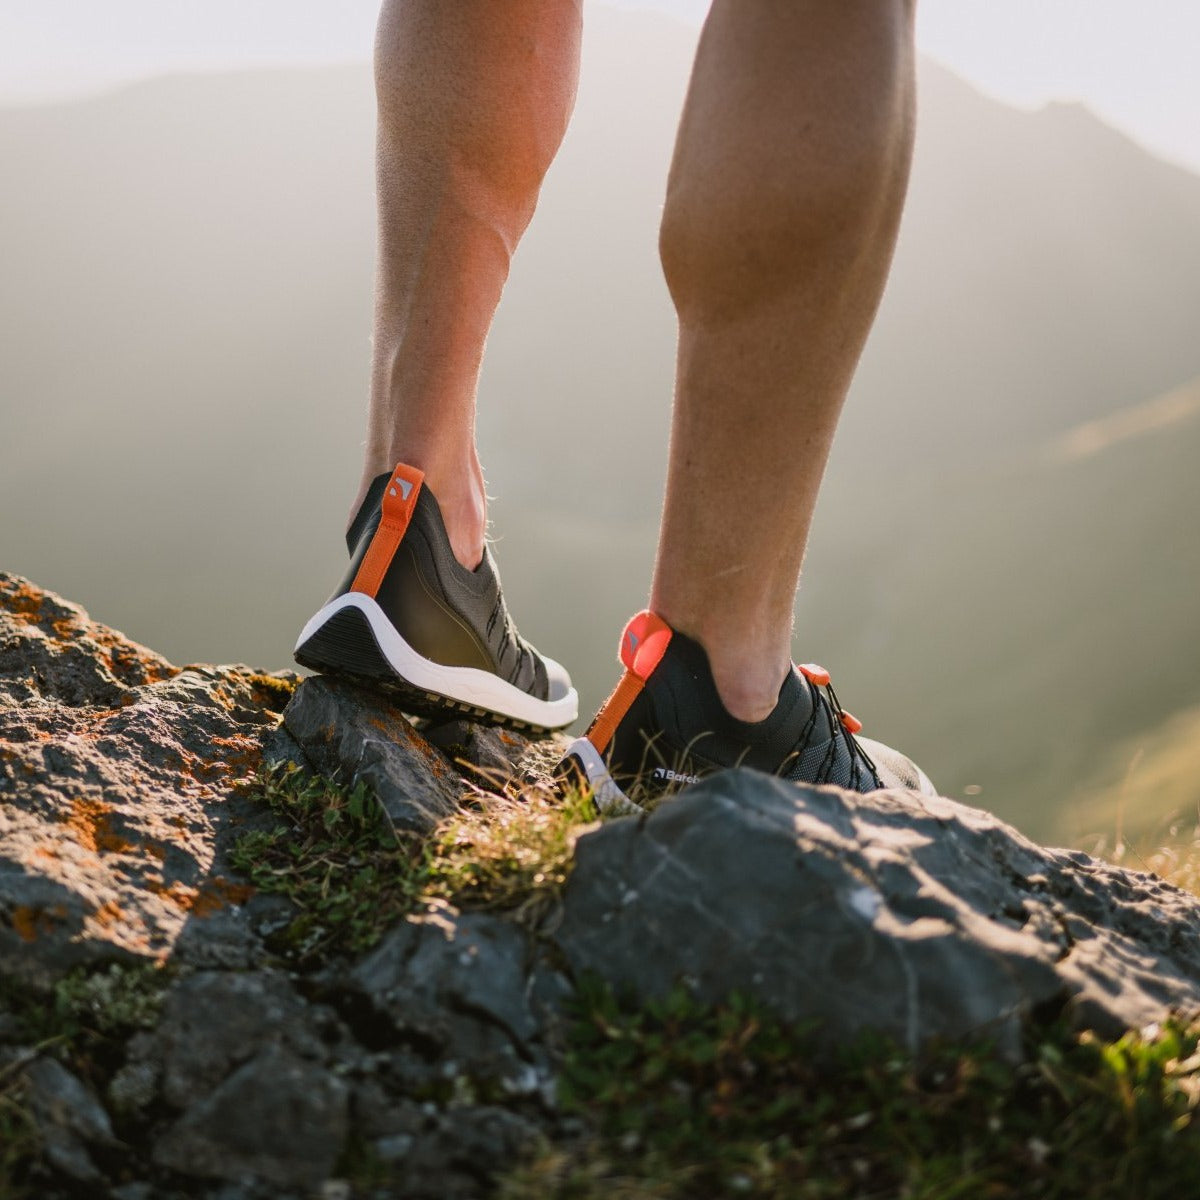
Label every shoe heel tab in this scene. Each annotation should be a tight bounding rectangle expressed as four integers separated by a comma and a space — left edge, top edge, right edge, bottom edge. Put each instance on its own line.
619, 610, 672, 680
382, 463, 425, 515
348, 463, 425, 598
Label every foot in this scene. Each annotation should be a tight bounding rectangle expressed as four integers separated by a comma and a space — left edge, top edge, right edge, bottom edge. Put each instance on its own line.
295, 463, 577, 732
559, 610, 934, 812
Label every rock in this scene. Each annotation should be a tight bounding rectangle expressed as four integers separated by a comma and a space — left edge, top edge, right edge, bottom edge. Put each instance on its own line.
130, 969, 344, 1110
421, 719, 575, 798
23, 1056, 118, 1183
282, 675, 461, 836
0, 574, 290, 985
11, 571, 1200, 1196
153, 1044, 349, 1188
0, 576, 567, 1196
107, 1057, 159, 1115
347, 906, 555, 1097
395, 1106, 546, 1200
555, 772, 1200, 1056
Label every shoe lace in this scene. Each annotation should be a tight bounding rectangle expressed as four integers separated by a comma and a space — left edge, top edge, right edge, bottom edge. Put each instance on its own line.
792, 664, 880, 789
485, 589, 533, 684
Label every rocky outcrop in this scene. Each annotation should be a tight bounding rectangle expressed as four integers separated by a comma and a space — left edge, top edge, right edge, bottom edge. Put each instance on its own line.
557, 775, 1200, 1058
4, 572, 1200, 1197
0, 574, 281, 985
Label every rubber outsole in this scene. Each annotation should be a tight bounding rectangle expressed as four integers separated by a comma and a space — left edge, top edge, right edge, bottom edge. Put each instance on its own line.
558, 737, 642, 815
295, 594, 577, 734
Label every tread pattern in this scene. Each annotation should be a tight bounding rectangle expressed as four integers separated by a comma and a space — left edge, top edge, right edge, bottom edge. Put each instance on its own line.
295, 607, 545, 734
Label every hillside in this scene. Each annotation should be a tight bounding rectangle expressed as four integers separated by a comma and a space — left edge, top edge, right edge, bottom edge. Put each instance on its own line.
2, 8, 1199, 840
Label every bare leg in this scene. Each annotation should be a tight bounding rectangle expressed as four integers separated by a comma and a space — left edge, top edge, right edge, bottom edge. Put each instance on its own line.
651, 0, 916, 720
363, 0, 581, 568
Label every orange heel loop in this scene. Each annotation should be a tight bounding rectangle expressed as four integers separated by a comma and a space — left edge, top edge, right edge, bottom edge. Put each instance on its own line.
586, 611, 672, 755
349, 463, 425, 598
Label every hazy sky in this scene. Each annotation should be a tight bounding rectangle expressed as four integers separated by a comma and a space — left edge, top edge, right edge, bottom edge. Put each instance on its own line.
2, 0, 1198, 173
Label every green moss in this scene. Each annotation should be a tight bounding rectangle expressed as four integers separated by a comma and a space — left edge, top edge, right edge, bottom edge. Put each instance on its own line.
500, 980, 1200, 1200
245, 672, 299, 711
0, 961, 171, 1198
231, 764, 599, 961
231, 765, 427, 962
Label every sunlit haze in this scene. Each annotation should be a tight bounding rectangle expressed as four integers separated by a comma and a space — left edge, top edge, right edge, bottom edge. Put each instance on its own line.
2, 0, 1199, 172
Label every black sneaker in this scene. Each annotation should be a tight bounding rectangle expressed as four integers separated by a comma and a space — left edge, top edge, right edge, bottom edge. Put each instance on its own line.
560, 610, 934, 811
295, 463, 577, 732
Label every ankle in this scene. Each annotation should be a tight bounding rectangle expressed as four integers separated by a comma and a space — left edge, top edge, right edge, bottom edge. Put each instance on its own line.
352, 451, 487, 571
656, 610, 790, 723
707, 658, 789, 724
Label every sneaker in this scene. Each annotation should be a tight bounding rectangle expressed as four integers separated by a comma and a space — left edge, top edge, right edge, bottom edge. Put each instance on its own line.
294, 463, 577, 732
560, 610, 934, 811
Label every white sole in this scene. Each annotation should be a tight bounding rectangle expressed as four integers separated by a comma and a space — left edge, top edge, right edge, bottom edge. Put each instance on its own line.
295, 592, 578, 731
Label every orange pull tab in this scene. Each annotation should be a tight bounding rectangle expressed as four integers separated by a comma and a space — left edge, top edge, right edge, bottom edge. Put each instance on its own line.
619, 610, 672, 680
381, 464, 424, 528
349, 463, 425, 598
840, 711, 863, 735
798, 663, 831, 687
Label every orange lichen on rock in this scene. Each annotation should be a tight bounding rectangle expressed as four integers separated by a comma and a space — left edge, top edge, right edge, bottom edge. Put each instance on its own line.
1, 579, 49, 621
147, 880, 199, 911
147, 875, 254, 916
192, 876, 256, 917
209, 734, 264, 780
246, 673, 298, 711
62, 797, 135, 855
7, 904, 67, 942
92, 898, 125, 928
10, 905, 41, 942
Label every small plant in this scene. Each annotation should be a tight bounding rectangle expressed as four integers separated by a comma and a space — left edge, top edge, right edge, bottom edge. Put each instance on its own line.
0, 961, 172, 1199
500, 980, 1200, 1200
231, 765, 430, 961
231, 764, 600, 959
424, 785, 598, 922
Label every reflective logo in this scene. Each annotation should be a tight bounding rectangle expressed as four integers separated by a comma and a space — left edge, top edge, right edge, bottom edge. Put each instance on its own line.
652, 767, 700, 785
389, 477, 414, 501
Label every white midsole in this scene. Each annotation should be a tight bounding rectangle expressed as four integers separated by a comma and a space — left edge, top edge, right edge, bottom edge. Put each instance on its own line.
561, 736, 642, 816
295, 592, 578, 730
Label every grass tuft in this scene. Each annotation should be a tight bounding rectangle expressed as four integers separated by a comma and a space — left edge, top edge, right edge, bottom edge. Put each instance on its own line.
424, 787, 598, 922
230, 766, 429, 961
500, 980, 1200, 1200
230, 764, 600, 960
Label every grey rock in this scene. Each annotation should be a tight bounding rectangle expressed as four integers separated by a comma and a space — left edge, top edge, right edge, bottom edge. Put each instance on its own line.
139, 970, 326, 1108
374, 1132, 415, 1162
107, 1058, 159, 1115
422, 719, 531, 783
259, 723, 310, 772
282, 675, 461, 836
397, 1106, 545, 1199
350, 1080, 425, 1141
24, 1056, 118, 1183
349, 907, 543, 1091
556, 772, 1200, 1056
154, 1044, 349, 1187
109, 1184, 155, 1200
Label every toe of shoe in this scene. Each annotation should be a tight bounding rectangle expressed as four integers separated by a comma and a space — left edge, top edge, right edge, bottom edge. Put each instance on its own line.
541, 654, 574, 704
857, 736, 938, 797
